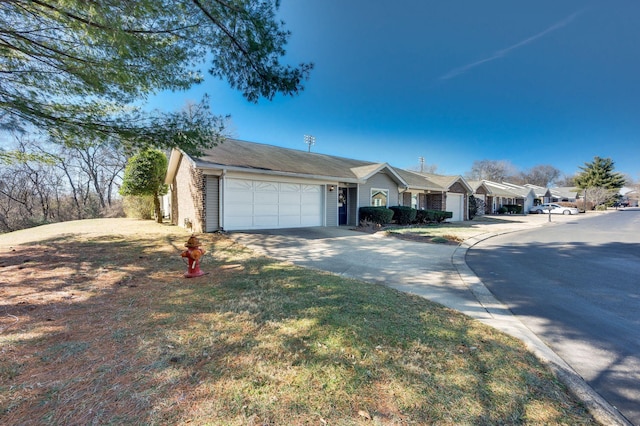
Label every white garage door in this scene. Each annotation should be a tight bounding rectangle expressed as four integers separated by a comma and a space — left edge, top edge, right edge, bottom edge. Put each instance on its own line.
223, 178, 323, 230
446, 193, 464, 222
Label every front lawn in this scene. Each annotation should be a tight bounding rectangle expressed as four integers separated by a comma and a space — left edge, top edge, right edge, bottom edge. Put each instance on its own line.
385, 215, 534, 244
0, 219, 595, 425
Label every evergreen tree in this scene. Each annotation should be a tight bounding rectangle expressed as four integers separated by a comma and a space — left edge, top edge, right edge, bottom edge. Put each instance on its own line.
119, 149, 168, 222
574, 156, 625, 210
0, 1, 312, 153
574, 156, 625, 190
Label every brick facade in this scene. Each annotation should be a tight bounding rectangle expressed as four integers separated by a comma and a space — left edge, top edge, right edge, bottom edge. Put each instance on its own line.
171, 156, 206, 233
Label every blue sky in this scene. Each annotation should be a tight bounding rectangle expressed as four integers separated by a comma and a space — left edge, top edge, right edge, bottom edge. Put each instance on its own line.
149, 1, 640, 180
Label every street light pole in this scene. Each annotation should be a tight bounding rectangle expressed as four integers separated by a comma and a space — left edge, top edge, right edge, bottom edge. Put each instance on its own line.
304, 134, 315, 152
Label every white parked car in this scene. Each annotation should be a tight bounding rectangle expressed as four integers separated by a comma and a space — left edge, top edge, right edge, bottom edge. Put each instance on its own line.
529, 203, 579, 215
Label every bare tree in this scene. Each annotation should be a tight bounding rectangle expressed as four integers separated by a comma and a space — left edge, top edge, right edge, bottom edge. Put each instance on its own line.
465, 160, 517, 182
518, 164, 561, 187
0, 133, 127, 232
556, 174, 577, 187
584, 187, 618, 210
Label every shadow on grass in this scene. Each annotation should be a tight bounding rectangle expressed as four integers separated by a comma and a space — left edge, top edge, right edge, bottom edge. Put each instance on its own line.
0, 231, 595, 425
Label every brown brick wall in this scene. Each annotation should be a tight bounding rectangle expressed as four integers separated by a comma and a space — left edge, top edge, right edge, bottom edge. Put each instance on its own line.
426, 193, 444, 210
172, 156, 205, 233
449, 181, 467, 194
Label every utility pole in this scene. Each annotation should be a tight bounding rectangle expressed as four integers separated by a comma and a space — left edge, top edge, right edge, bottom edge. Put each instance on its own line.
304, 134, 316, 152
418, 156, 425, 173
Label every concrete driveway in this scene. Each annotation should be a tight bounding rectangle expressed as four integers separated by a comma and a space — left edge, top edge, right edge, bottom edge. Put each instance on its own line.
230, 225, 629, 426
230, 227, 490, 316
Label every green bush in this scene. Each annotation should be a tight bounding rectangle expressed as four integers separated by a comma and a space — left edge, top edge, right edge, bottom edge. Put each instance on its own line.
359, 206, 394, 225
503, 204, 523, 214
414, 209, 453, 223
497, 206, 508, 214
122, 195, 155, 219
468, 195, 478, 220
389, 206, 417, 225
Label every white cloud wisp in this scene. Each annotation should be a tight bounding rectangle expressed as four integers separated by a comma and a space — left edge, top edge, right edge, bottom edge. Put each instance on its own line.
439, 8, 586, 81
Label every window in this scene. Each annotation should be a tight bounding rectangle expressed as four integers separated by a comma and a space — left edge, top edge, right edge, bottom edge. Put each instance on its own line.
371, 189, 388, 207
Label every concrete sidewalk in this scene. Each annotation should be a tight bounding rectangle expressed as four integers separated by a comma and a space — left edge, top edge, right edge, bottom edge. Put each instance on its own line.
230, 210, 629, 426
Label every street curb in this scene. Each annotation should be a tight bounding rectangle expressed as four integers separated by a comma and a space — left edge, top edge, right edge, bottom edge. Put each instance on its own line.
452, 227, 632, 426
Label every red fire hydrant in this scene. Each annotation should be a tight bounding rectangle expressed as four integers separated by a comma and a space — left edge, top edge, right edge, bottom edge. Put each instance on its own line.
181, 235, 206, 278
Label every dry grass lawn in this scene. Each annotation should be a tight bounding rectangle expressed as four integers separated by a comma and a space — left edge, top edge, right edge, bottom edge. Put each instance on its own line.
0, 219, 597, 425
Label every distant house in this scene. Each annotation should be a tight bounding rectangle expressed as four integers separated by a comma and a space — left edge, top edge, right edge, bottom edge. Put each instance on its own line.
481, 181, 536, 214
524, 184, 579, 203
396, 170, 473, 222
468, 181, 491, 215
163, 139, 471, 232
620, 187, 639, 207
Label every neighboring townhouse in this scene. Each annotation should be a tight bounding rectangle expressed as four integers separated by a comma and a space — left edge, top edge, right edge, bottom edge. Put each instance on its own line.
163, 139, 470, 232
468, 181, 491, 215
481, 181, 536, 214
524, 184, 579, 203
395, 170, 473, 222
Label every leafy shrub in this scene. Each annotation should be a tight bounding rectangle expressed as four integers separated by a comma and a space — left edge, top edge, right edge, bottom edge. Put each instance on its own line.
497, 206, 508, 214
503, 204, 523, 214
389, 206, 417, 225
123, 195, 155, 219
468, 195, 478, 220
414, 209, 453, 223
359, 206, 394, 225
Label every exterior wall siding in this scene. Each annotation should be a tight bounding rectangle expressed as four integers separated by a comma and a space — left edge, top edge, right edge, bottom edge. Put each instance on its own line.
205, 175, 220, 232
358, 173, 399, 208
348, 187, 358, 226
325, 183, 339, 227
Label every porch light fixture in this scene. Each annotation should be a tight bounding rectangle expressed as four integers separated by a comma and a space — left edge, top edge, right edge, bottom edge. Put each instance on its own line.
329, 185, 335, 192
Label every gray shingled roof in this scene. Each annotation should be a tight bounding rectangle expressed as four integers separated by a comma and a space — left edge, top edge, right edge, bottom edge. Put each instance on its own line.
181, 139, 466, 192
394, 169, 446, 190
193, 139, 377, 182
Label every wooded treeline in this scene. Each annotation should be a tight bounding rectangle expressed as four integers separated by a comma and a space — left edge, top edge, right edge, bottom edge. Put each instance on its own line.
0, 136, 126, 232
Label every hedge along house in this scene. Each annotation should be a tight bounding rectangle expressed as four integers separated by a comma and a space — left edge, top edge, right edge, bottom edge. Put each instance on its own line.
395, 169, 473, 222
163, 139, 472, 232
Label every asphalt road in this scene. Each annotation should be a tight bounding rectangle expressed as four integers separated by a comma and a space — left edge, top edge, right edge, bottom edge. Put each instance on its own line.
466, 209, 640, 425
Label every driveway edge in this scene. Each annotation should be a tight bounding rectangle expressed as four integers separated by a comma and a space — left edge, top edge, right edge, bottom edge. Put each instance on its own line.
453, 230, 632, 426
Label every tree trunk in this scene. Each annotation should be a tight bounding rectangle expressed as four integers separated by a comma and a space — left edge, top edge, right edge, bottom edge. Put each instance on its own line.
153, 193, 162, 223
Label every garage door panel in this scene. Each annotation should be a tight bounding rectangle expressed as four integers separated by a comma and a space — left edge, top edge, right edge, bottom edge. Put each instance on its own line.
227, 179, 253, 191
279, 203, 300, 214
258, 204, 279, 215
255, 182, 278, 192
280, 192, 301, 205
281, 183, 300, 192
301, 204, 318, 215
224, 178, 323, 230
446, 193, 463, 222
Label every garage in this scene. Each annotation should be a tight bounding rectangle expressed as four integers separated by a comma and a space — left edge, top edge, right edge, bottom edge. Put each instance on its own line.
445, 193, 465, 222
223, 178, 323, 231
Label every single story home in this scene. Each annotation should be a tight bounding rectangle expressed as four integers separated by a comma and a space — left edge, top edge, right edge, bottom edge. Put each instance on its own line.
481, 180, 536, 214
163, 139, 472, 232
524, 184, 579, 203
467, 181, 492, 215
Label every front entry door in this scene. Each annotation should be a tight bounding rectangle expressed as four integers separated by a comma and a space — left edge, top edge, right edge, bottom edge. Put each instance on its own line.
338, 188, 348, 225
